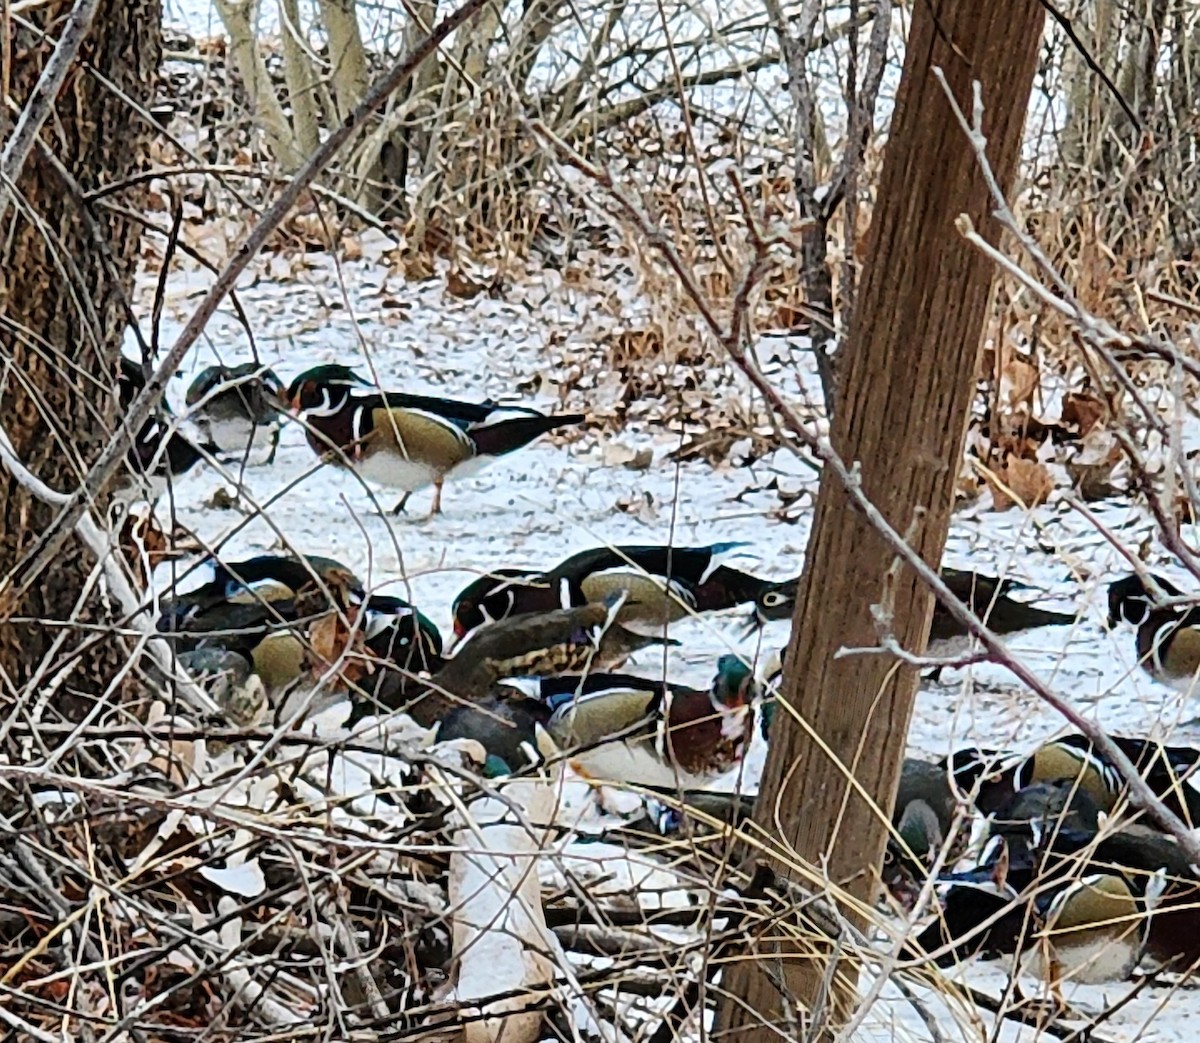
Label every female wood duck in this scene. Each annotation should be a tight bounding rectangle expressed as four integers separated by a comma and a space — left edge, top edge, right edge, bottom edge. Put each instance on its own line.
185, 363, 285, 462
747, 567, 1077, 653
452, 542, 772, 639
517, 655, 760, 789
1108, 572, 1200, 693
359, 595, 675, 727
284, 364, 585, 514
118, 356, 214, 504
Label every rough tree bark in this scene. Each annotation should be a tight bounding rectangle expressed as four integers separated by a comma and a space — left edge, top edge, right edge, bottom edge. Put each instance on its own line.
715, 0, 1045, 1036
0, 0, 161, 710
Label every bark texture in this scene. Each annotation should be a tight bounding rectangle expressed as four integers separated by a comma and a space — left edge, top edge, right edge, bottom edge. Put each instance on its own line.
715, 0, 1045, 1036
0, 0, 161, 709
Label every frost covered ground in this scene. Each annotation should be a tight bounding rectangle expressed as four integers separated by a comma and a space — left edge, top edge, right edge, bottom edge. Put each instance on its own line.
131, 236, 1200, 1041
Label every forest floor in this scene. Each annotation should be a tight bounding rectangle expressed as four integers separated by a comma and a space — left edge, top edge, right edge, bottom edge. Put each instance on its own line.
136, 238, 1200, 1042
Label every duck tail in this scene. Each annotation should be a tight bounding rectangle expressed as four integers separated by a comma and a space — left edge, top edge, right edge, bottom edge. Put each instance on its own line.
470, 413, 586, 457
1008, 604, 1078, 629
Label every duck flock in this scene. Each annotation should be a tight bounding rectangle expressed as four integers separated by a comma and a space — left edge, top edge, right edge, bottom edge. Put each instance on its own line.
131, 358, 1200, 996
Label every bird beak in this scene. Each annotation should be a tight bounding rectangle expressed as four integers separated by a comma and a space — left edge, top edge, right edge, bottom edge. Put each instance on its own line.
445, 618, 467, 653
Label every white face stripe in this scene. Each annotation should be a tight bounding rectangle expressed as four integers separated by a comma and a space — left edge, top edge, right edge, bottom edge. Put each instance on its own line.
298, 385, 346, 419
559, 577, 572, 608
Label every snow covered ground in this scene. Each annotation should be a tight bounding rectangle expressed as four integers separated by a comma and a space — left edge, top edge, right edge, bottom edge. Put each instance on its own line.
132, 239, 1200, 1041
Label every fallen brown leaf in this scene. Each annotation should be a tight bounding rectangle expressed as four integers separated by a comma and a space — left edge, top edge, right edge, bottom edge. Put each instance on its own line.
986, 455, 1054, 511
1061, 391, 1107, 437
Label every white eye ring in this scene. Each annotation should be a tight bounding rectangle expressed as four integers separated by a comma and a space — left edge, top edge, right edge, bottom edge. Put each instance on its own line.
764, 592, 787, 607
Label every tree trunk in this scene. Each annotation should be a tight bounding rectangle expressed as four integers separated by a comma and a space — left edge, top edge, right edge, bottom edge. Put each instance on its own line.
0, 0, 161, 715
715, 0, 1045, 1037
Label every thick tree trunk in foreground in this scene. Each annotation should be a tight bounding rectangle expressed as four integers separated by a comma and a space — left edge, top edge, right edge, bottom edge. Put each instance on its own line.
0, 1, 161, 711
716, 1, 1045, 1037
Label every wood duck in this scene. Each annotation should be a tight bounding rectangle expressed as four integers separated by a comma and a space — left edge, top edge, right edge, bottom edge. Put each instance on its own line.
916, 779, 1184, 981
1031, 871, 1159, 989
359, 595, 443, 675
159, 555, 388, 703
283, 364, 585, 514
162, 553, 364, 624
1108, 572, 1200, 693
452, 542, 772, 640
435, 696, 552, 775
118, 357, 215, 504
1014, 733, 1200, 825
359, 595, 675, 727
510, 654, 760, 789
883, 757, 974, 909
914, 868, 1159, 994
748, 567, 1077, 653
185, 363, 285, 462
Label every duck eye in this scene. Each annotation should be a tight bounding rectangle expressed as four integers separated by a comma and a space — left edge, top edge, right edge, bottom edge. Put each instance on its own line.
764, 593, 784, 607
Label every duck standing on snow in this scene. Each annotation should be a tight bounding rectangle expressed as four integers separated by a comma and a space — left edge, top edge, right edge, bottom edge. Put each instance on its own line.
284, 364, 585, 515
185, 363, 285, 463
452, 542, 773, 639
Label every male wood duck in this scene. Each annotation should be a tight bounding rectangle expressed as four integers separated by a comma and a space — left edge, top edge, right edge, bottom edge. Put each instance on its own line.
284, 364, 585, 514
360, 595, 674, 727
914, 869, 1158, 995
160, 554, 402, 703
118, 356, 214, 504
435, 696, 553, 776
162, 553, 364, 623
452, 542, 772, 640
359, 595, 444, 675
1031, 871, 1159, 990
185, 363, 285, 462
747, 568, 1077, 654
514, 655, 760, 789
915, 778, 1190, 982
1014, 733, 1200, 825
1108, 572, 1200, 693
933, 733, 1200, 824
